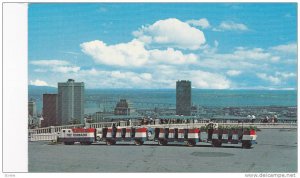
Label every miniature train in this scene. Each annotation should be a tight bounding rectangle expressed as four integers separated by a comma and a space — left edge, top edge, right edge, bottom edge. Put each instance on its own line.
58, 126, 257, 148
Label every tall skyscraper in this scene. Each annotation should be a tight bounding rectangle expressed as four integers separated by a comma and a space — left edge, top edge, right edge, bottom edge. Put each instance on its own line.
176, 80, 191, 116
28, 99, 37, 117
58, 79, 84, 125
28, 99, 37, 128
42, 94, 58, 127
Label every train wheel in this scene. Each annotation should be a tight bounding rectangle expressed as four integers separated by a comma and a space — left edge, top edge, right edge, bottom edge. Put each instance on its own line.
187, 140, 196, 147
64, 142, 69, 145
106, 140, 112, 146
111, 140, 116, 145
212, 140, 222, 147
212, 140, 217, 147
158, 140, 167, 146
96, 136, 101, 141
135, 140, 143, 146
242, 141, 252, 149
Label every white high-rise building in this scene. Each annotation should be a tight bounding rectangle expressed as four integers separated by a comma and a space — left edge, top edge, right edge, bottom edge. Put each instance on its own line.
28, 100, 37, 117
58, 79, 84, 125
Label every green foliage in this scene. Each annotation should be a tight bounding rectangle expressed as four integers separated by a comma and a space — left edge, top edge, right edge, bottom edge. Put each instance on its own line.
200, 126, 206, 130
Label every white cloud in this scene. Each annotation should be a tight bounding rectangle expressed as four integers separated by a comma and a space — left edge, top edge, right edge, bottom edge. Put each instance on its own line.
31, 59, 80, 74
147, 66, 231, 89
214, 40, 219, 47
31, 60, 70, 66
275, 72, 296, 79
80, 68, 102, 76
271, 43, 297, 54
256, 72, 296, 85
188, 70, 230, 89
81, 39, 198, 67
149, 48, 197, 65
232, 48, 271, 60
133, 18, 206, 50
52, 66, 80, 73
186, 18, 210, 29
99, 7, 107, 12
80, 39, 149, 67
29, 79, 49, 86
83, 70, 154, 88
197, 47, 274, 70
140, 73, 152, 80
226, 70, 242, 76
34, 69, 47, 72
213, 21, 248, 31
257, 73, 281, 84
270, 56, 280, 62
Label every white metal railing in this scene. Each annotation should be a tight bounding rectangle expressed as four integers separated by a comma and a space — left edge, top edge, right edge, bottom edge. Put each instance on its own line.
29, 133, 58, 142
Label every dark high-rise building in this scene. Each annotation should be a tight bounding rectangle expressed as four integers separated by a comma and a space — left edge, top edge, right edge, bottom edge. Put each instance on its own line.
58, 79, 84, 125
42, 94, 58, 127
176, 80, 191, 116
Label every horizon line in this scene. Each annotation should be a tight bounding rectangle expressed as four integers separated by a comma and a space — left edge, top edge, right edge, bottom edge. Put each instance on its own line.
28, 85, 297, 91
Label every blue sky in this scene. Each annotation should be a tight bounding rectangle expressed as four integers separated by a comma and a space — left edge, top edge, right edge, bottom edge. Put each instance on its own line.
28, 3, 297, 89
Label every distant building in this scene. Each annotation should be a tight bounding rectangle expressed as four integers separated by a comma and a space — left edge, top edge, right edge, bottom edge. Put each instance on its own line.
114, 99, 130, 115
91, 111, 114, 122
28, 99, 39, 128
28, 100, 37, 117
176, 80, 191, 116
58, 79, 84, 125
42, 94, 58, 127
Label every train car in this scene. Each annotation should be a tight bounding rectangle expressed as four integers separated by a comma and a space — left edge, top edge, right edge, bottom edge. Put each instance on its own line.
58, 128, 96, 145
199, 129, 208, 142
211, 129, 222, 147
198, 128, 257, 148
98, 127, 148, 146
229, 130, 239, 144
250, 129, 257, 144
154, 127, 200, 146
241, 130, 257, 148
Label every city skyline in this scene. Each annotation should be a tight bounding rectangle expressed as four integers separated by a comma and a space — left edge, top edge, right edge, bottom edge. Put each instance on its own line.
29, 3, 297, 90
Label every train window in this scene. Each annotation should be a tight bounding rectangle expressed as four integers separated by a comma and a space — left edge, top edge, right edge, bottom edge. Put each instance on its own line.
112, 127, 117, 138
131, 128, 136, 138
184, 129, 188, 139
154, 128, 160, 139
164, 128, 169, 139
174, 128, 178, 139
121, 128, 126, 138
102, 128, 108, 138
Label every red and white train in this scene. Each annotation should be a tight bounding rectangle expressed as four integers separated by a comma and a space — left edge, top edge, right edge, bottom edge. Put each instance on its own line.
58, 126, 257, 148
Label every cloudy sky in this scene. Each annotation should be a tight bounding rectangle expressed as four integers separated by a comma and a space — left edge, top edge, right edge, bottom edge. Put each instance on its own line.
28, 3, 297, 89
